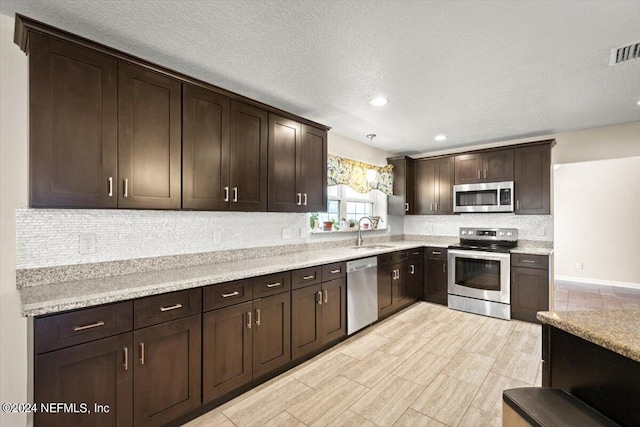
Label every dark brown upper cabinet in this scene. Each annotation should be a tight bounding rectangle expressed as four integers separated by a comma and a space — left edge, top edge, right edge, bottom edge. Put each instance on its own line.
454, 149, 514, 184
387, 156, 414, 215
118, 63, 182, 209
268, 114, 327, 212
514, 143, 552, 214
28, 32, 118, 208
182, 84, 230, 210
414, 156, 454, 215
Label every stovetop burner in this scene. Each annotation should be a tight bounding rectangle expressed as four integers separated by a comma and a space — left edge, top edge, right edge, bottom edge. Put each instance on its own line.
449, 227, 518, 253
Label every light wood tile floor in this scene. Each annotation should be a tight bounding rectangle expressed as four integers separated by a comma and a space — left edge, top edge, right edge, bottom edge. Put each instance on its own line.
185, 303, 543, 427
554, 281, 640, 311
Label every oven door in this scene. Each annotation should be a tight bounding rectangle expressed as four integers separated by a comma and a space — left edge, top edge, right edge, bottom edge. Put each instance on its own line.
448, 249, 510, 304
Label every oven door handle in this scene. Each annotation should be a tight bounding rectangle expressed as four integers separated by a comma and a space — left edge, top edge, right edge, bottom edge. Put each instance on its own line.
447, 249, 511, 262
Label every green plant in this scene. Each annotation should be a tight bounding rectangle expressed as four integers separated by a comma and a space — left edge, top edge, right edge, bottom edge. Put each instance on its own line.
331, 218, 340, 231
309, 212, 318, 229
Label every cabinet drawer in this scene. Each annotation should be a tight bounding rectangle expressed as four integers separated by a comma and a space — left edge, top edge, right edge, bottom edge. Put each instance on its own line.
203, 279, 253, 312
511, 253, 548, 270
408, 248, 423, 260
292, 266, 321, 289
425, 247, 447, 260
35, 301, 133, 354
322, 262, 346, 281
379, 250, 409, 266
134, 288, 202, 329
254, 271, 291, 298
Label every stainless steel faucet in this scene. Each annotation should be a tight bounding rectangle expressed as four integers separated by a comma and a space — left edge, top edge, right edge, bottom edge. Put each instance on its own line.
356, 216, 372, 247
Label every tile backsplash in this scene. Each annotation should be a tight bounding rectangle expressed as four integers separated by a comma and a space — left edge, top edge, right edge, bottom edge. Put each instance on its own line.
404, 213, 553, 241
16, 209, 402, 269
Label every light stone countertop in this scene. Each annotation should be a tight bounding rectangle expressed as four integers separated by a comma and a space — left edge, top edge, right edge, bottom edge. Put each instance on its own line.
537, 310, 640, 363
510, 247, 554, 256
20, 240, 446, 317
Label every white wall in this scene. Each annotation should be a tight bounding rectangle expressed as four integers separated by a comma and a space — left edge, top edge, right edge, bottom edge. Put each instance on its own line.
0, 13, 29, 427
328, 131, 391, 166
554, 157, 640, 288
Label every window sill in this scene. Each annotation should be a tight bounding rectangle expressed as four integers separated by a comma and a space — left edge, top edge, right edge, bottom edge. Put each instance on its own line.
310, 227, 387, 235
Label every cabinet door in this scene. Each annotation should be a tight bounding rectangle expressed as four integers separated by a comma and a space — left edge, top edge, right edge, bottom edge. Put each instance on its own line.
454, 153, 483, 184
268, 114, 301, 212
514, 144, 551, 214
29, 33, 118, 208
378, 264, 396, 318
393, 262, 409, 309
424, 258, 448, 305
202, 302, 252, 403
133, 315, 201, 427
483, 149, 514, 182
511, 267, 549, 323
291, 284, 322, 359
387, 157, 414, 215
434, 156, 454, 214
407, 260, 424, 300
321, 278, 347, 344
182, 84, 230, 210
230, 101, 268, 211
118, 63, 181, 209
298, 125, 327, 212
35, 333, 133, 427
253, 293, 291, 377
414, 159, 436, 215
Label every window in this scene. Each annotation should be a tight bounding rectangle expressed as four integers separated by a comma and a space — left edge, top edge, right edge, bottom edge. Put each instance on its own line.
312, 184, 387, 232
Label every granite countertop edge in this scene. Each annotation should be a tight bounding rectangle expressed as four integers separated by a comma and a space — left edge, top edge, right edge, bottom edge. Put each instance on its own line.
537, 310, 640, 363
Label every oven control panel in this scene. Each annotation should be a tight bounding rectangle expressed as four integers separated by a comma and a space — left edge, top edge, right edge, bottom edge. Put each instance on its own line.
459, 228, 518, 242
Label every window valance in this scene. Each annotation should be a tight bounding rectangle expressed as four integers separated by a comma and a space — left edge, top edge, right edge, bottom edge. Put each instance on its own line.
327, 154, 394, 195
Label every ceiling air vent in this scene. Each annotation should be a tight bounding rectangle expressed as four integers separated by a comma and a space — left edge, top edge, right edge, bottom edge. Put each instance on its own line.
609, 41, 640, 66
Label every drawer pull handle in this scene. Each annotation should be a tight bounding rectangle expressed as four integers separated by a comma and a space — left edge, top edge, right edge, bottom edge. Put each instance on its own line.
255, 309, 261, 326
521, 259, 536, 264
323, 289, 328, 303
159, 303, 183, 312
330, 269, 341, 274
247, 311, 252, 329
73, 321, 105, 332
266, 282, 282, 288
303, 275, 315, 280
410, 264, 415, 274
221, 291, 240, 298
432, 251, 442, 255
412, 251, 420, 255
108, 177, 113, 197
139, 342, 145, 365
123, 346, 128, 371
317, 291, 323, 305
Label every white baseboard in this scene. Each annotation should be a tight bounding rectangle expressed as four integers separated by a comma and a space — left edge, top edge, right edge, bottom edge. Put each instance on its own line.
554, 275, 640, 290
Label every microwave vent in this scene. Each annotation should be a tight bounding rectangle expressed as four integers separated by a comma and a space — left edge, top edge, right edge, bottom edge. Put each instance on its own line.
609, 41, 640, 66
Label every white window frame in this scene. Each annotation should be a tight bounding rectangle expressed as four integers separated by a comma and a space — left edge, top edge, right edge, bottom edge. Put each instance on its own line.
314, 185, 387, 232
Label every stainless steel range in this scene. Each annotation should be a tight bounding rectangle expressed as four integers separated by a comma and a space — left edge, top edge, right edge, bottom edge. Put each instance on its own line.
447, 227, 518, 320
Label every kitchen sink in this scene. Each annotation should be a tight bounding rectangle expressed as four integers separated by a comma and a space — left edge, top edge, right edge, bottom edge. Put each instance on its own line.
350, 244, 394, 250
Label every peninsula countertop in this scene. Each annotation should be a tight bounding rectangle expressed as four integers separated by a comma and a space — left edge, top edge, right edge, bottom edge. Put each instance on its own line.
537, 310, 640, 363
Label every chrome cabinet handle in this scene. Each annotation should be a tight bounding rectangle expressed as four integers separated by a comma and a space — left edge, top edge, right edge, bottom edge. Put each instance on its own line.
477, 170, 481, 179
443, 263, 446, 273
160, 303, 183, 312
255, 309, 261, 326
139, 342, 145, 365
224, 186, 229, 202
330, 269, 341, 274
484, 169, 487, 179
405, 203, 409, 212
233, 187, 238, 202
435, 203, 438, 211
430, 203, 433, 211
317, 291, 323, 305
303, 193, 308, 206
247, 311, 252, 329
123, 346, 128, 371
73, 321, 105, 332
323, 289, 328, 303
108, 177, 113, 197
521, 259, 536, 264
410, 265, 415, 274
516, 200, 520, 210
221, 291, 240, 298
432, 251, 441, 255
297, 193, 302, 205
266, 282, 282, 288
123, 178, 129, 198
303, 275, 315, 280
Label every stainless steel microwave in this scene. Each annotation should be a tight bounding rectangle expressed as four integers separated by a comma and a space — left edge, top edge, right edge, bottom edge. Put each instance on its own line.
453, 181, 514, 213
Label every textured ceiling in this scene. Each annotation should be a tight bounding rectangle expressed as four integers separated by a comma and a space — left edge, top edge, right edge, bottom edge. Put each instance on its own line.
1, 0, 639, 155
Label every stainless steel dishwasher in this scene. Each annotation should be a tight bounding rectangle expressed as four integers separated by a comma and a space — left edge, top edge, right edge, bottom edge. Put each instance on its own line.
346, 256, 378, 335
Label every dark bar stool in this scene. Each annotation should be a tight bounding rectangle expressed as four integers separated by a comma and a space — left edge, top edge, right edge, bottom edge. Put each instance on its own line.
502, 387, 620, 427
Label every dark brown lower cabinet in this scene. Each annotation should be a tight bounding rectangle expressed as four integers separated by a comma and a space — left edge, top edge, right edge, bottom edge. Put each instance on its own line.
378, 255, 411, 319
291, 278, 346, 360
203, 293, 291, 404
35, 333, 133, 427
511, 266, 549, 323
406, 258, 424, 300
424, 248, 448, 305
133, 315, 201, 427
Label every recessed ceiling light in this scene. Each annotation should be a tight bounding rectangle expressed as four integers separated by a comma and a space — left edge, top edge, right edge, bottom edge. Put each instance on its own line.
369, 97, 388, 106
637, 100, 640, 106
434, 134, 447, 141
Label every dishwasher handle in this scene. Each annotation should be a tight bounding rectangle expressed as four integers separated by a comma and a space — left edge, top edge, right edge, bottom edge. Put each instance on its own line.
347, 257, 378, 273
